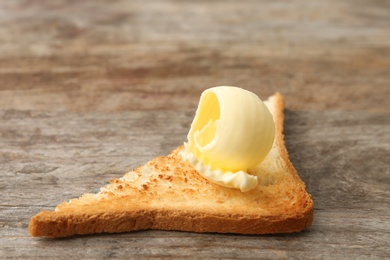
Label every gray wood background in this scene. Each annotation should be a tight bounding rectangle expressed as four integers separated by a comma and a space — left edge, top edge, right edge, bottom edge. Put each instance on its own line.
1, 0, 389, 259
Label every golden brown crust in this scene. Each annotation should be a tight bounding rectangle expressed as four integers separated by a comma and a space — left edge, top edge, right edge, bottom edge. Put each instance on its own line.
29, 93, 314, 238
29, 207, 313, 237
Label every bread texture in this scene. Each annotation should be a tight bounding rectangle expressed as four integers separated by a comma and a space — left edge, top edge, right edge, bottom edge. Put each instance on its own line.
29, 93, 314, 238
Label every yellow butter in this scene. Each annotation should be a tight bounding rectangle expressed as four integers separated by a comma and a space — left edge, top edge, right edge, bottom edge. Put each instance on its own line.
182, 86, 275, 192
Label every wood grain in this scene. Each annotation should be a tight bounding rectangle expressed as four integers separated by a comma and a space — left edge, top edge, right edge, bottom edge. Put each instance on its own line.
1, 109, 389, 258
0, 0, 389, 112
1, 0, 390, 258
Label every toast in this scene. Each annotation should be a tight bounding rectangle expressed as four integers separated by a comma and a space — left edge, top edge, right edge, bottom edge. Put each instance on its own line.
29, 93, 313, 238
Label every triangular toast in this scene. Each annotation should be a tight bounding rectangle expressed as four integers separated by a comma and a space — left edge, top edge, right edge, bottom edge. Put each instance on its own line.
29, 93, 313, 238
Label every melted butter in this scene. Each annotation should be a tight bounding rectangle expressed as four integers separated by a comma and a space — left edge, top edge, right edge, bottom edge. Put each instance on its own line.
183, 86, 275, 192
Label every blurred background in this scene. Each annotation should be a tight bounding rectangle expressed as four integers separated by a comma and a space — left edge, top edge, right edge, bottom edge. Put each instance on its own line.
1, 1, 390, 258
0, 0, 389, 112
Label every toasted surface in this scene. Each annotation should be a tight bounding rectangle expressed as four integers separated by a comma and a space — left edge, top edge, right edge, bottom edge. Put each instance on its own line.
29, 93, 313, 238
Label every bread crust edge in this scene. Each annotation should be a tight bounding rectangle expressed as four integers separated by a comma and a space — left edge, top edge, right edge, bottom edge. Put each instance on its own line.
29, 206, 313, 237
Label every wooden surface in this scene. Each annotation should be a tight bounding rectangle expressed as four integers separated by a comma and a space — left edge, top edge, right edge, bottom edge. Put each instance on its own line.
1, 0, 389, 259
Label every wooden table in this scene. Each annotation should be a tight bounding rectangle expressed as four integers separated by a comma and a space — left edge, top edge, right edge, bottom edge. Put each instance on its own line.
1, 0, 389, 258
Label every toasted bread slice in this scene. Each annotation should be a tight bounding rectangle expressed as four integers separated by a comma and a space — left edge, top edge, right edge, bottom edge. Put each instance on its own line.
29, 93, 313, 238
